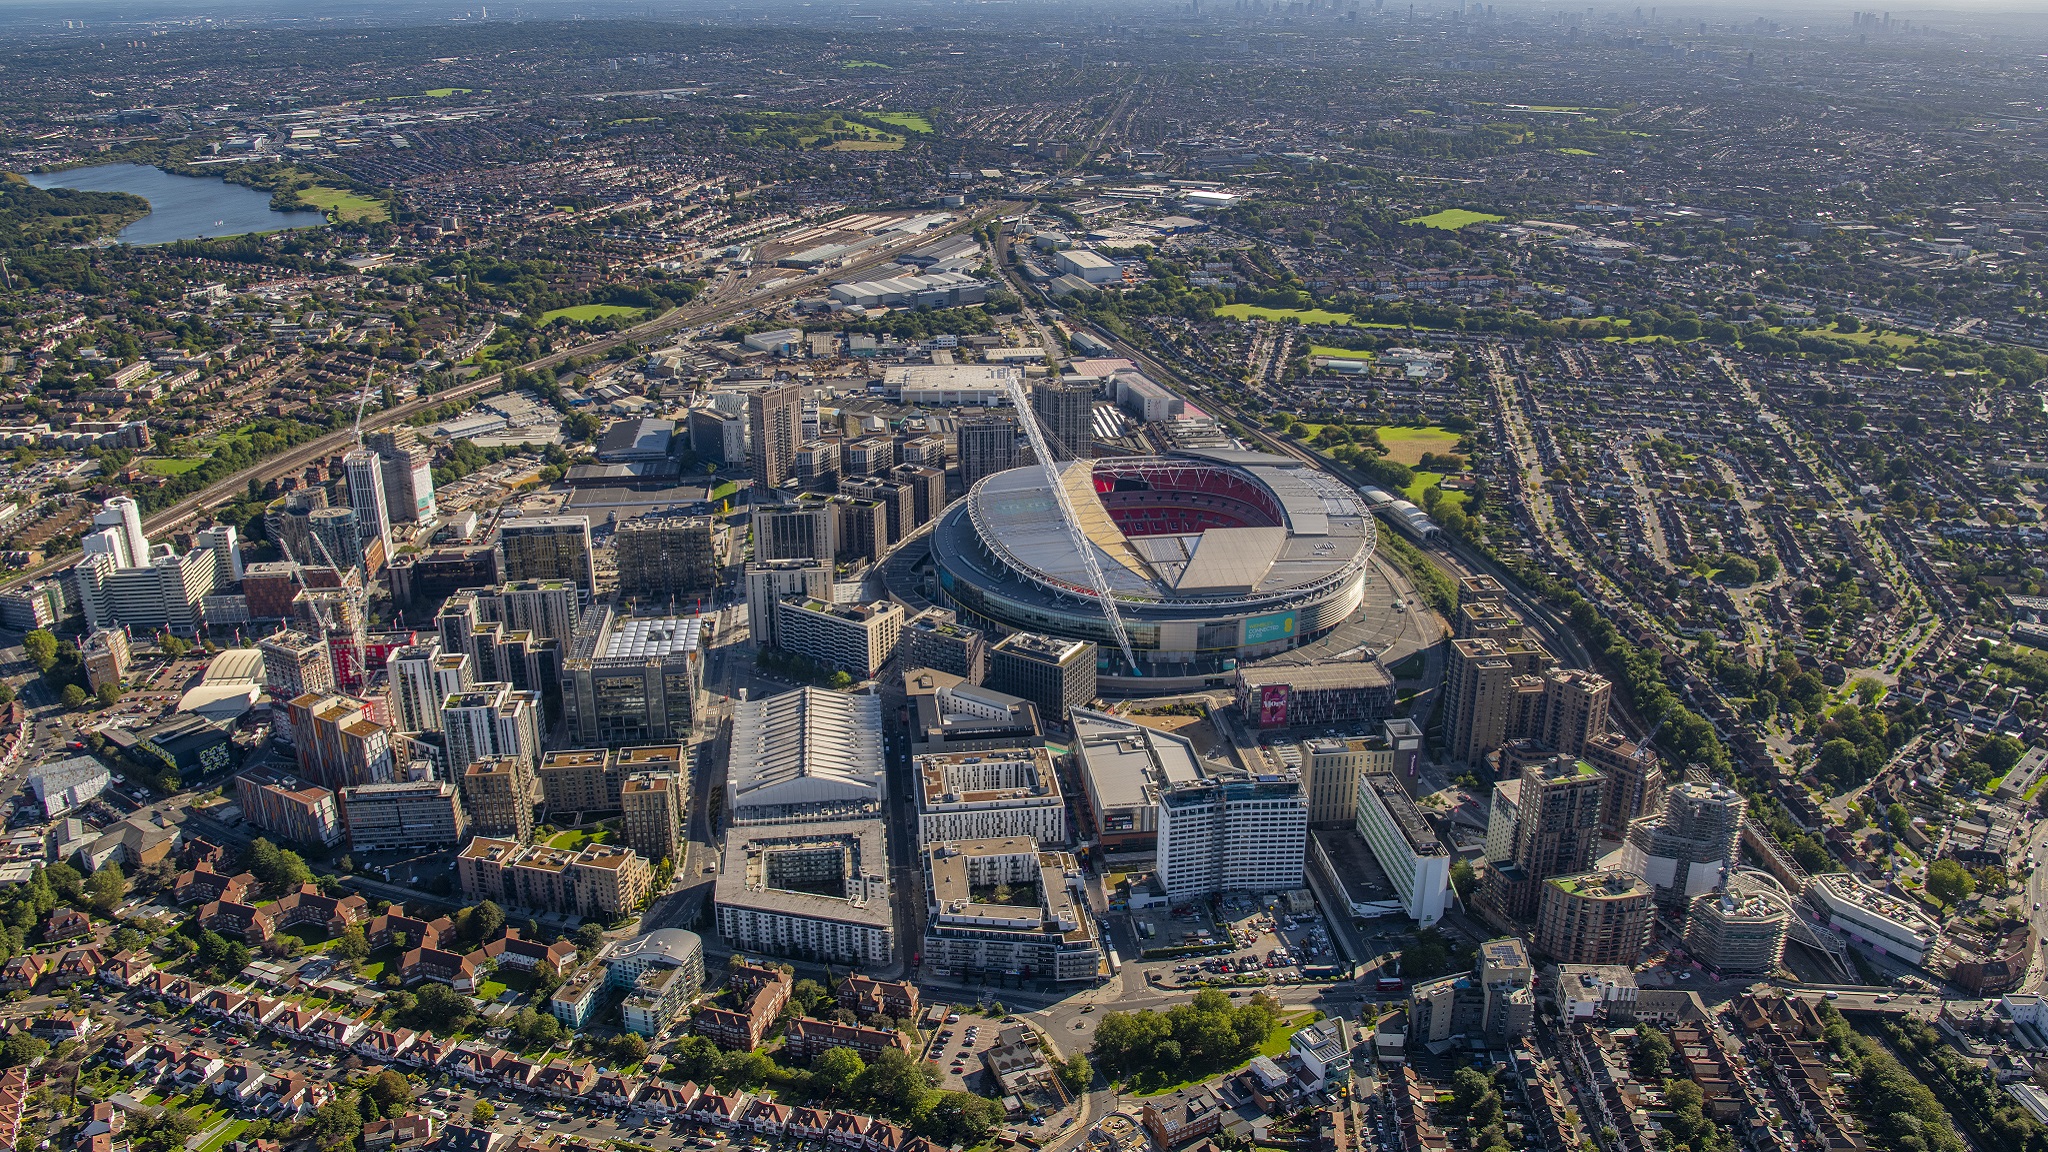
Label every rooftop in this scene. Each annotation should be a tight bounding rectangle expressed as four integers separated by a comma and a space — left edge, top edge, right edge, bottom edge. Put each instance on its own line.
599, 615, 704, 661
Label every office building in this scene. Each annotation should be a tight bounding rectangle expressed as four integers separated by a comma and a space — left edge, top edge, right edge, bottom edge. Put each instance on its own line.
988, 632, 1096, 723
442, 682, 542, 774
1620, 780, 1746, 914
1481, 753, 1605, 922
81, 629, 131, 694
615, 512, 718, 602
915, 746, 1065, 846
621, 771, 685, 867
260, 631, 336, 705
1353, 772, 1451, 927
714, 819, 895, 966
1155, 775, 1307, 902
194, 524, 244, 587
923, 837, 1100, 983
957, 413, 1020, 492
75, 547, 217, 637
340, 780, 469, 852
1408, 937, 1534, 1048
774, 597, 902, 678
458, 836, 654, 920
387, 545, 503, 613
1806, 872, 1940, 964
743, 560, 833, 653
905, 668, 1042, 753
497, 516, 597, 589
342, 450, 394, 560
748, 382, 804, 490
1069, 707, 1200, 851
1030, 378, 1095, 461
1534, 871, 1654, 967
752, 502, 836, 564
288, 693, 395, 789
364, 427, 437, 523
461, 757, 538, 843
234, 769, 345, 849
726, 688, 886, 825
902, 608, 985, 684
91, 496, 149, 569
560, 608, 703, 747
1441, 636, 1547, 765
1683, 872, 1792, 976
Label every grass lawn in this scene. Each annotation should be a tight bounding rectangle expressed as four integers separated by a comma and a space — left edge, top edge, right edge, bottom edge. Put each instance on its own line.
141, 456, 208, 476
477, 980, 509, 1001
1215, 303, 1414, 329
547, 828, 613, 850
842, 60, 891, 68
824, 140, 904, 151
1371, 425, 1463, 467
1558, 148, 1596, 156
870, 112, 933, 133
539, 304, 647, 325
1388, 652, 1427, 681
294, 186, 390, 223
1309, 344, 1377, 360
198, 1120, 250, 1152
1258, 1011, 1322, 1058
1402, 208, 1506, 231
425, 87, 474, 97
1403, 471, 1469, 514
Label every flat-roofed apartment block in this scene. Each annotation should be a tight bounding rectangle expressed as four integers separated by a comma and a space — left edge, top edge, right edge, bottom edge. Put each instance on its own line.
537, 748, 620, 816
915, 745, 1064, 846
621, 771, 685, 867
260, 630, 335, 704
340, 780, 468, 852
459, 836, 654, 919
561, 607, 702, 747
1299, 719, 1418, 828
1070, 707, 1201, 852
923, 836, 1101, 983
727, 688, 885, 825
442, 682, 542, 773
752, 500, 836, 563
496, 516, 597, 590
774, 597, 903, 679
902, 607, 987, 685
1441, 636, 1548, 765
715, 819, 894, 966
461, 756, 537, 844
614, 510, 718, 601
288, 693, 394, 789
743, 559, 833, 653
1353, 772, 1451, 927
987, 632, 1096, 723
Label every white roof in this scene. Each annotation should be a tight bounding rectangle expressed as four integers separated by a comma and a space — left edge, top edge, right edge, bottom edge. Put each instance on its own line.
729, 689, 886, 815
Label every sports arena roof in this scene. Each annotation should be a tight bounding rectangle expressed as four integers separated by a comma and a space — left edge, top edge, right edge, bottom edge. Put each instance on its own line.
959, 452, 1372, 606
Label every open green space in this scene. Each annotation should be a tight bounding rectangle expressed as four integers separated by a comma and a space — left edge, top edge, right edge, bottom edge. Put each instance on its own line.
1388, 652, 1427, 681
478, 980, 508, 1001
141, 456, 207, 476
198, 1121, 250, 1152
825, 140, 904, 151
546, 828, 613, 850
293, 185, 389, 223
1402, 208, 1506, 231
424, 88, 474, 97
1558, 148, 1596, 156
1404, 471, 1469, 514
870, 112, 934, 134
841, 60, 891, 68
539, 304, 647, 325
1370, 424, 1463, 466
1309, 344, 1378, 360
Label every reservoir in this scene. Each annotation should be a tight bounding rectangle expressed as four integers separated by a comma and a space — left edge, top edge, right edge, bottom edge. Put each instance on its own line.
25, 163, 329, 246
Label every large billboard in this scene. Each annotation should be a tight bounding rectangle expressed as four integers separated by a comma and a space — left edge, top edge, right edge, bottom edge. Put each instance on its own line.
1258, 685, 1291, 728
1243, 610, 1298, 646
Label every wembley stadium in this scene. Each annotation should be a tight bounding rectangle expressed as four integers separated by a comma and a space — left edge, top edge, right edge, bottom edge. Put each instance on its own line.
931, 448, 1377, 690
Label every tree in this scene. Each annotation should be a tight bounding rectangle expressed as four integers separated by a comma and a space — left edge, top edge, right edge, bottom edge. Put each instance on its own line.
0, 1032, 47, 1068
1399, 928, 1453, 980
1450, 1067, 1493, 1115
467, 900, 505, 946
22, 630, 56, 673
60, 684, 87, 710
1926, 858, 1975, 908
607, 1033, 647, 1067
84, 864, 125, 916
1632, 1027, 1673, 1080
365, 1069, 414, 1112
1449, 859, 1476, 899
470, 1100, 495, 1126
335, 927, 370, 966
813, 1045, 866, 1098
95, 683, 121, 707
574, 922, 607, 953
1056, 1052, 1091, 1093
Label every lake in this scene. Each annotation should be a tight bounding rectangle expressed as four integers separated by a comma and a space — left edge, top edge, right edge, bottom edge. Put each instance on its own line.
26, 163, 329, 245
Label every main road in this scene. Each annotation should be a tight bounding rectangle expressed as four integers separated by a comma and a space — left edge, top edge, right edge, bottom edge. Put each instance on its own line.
2, 203, 1008, 594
